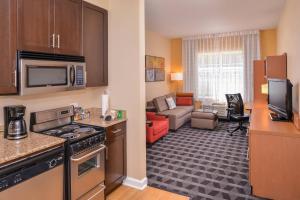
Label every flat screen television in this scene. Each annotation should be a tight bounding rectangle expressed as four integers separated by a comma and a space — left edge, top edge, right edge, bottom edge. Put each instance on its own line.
268, 79, 293, 121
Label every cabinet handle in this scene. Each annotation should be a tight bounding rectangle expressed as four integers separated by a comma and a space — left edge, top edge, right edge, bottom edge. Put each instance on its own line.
57, 34, 60, 49
13, 70, 17, 87
246, 148, 249, 160
50, 34, 55, 48
112, 129, 122, 134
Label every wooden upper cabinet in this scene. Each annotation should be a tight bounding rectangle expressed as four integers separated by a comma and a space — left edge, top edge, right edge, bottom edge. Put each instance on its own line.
0, 0, 18, 94
16, 0, 82, 56
54, 0, 82, 56
265, 53, 287, 79
17, 0, 54, 53
83, 2, 108, 86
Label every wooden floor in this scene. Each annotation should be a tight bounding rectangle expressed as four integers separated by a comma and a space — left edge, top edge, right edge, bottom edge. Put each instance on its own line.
107, 186, 189, 200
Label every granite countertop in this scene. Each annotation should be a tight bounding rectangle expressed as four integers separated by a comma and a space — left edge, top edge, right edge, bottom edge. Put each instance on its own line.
76, 108, 127, 128
0, 132, 65, 167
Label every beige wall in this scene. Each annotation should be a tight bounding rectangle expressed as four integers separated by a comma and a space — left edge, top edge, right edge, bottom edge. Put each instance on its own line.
84, 0, 108, 9
108, 0, 146, 180
0, 88, 106, 124
145, 31, 171, 101
277, 0, 300, 112
260, 29, 277, 59
170, 38, 183, 92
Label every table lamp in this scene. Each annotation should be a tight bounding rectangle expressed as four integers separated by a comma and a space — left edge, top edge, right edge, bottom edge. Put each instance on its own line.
171, 72, 183, 92
261, 83, 268, 95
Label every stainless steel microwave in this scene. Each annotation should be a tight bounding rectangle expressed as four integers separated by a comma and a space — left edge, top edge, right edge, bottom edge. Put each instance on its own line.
18, 51, 86, 96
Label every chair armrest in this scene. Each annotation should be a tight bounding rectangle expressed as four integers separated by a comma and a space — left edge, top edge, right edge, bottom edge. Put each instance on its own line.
153, 114, 168, 120
146, 120, 153, 127
146, 112, 156, 120
226, 108, 234, 120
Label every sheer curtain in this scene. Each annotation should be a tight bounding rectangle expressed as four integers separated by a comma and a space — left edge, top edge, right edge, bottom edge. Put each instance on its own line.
183, 30, 260, 102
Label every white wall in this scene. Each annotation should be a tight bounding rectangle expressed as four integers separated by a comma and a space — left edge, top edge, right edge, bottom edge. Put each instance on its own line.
145, 31, 171, 101
108, 0, 146, 180
277, 0, 300, 112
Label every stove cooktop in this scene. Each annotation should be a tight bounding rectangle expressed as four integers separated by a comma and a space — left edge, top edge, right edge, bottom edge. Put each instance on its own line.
42, 122, 105, 143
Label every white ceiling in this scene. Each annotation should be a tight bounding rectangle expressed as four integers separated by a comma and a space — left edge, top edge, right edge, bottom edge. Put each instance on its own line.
145, 0, 286, 38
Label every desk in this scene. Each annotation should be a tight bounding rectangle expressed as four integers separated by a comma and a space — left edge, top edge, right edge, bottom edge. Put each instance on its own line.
249, 104, 300, 200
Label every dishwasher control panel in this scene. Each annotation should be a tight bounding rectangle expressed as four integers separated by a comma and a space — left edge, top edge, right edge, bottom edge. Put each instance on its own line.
0, 147, 64, 192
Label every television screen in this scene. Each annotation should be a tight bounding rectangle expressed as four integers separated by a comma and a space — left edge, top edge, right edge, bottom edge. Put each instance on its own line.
268, 79, 293, 121
268, 80, 287, 111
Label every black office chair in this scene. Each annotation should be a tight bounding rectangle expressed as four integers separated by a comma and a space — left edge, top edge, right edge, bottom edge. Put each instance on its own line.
225, 93, 249, 136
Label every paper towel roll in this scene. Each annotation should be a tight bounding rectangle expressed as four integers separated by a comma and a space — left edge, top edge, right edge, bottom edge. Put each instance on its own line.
101, 94, 109, 117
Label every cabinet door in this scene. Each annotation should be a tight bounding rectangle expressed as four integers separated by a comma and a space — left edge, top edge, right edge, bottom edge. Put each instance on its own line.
266, 54, 287, 79
17, 0, 54, 53
54, 0, 82, 56
83, 2, 108, 86
0, 0, 18, 94
105, 134, 126, 195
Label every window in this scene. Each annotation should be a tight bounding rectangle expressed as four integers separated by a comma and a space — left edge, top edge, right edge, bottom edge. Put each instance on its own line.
198, 51, 244, 102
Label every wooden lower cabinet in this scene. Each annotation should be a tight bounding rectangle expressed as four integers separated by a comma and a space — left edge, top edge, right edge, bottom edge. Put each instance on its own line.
249, 105, 300, 200
105, 122, 127, 195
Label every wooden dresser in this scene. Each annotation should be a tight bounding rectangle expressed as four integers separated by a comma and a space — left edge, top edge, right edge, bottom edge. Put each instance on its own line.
249, 104, 300, 200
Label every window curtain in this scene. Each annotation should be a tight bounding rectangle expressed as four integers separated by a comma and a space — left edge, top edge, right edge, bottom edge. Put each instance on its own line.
182, 30, 260, 102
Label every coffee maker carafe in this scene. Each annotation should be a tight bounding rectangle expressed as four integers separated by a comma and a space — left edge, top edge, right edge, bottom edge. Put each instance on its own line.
4, 105, 28, 140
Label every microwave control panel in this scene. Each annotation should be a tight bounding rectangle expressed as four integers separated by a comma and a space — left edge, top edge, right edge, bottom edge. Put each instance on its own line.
75, 66, 85, 86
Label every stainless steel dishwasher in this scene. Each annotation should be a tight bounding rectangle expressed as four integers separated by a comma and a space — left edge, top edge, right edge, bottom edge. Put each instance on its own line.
0, 146, 64, 200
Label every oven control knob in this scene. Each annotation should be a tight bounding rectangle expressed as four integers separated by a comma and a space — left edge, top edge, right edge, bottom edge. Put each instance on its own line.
13, 174, 22, 184
49, 159, 57, 168
82, 141, 87, 148
89, 138, 94, 145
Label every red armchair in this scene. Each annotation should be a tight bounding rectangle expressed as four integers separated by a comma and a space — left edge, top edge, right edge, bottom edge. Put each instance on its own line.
146, 112, 169, 144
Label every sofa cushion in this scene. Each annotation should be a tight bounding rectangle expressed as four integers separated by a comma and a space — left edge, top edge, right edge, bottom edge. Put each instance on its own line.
153, 96, 168, 112
159, 108, 188, 119
151, 121, 169, 135
192, 111, 218, 120
176, 97, 193, 106
166, 97, 176, 109
176, 106, 194, 113
166, 93, 176, 103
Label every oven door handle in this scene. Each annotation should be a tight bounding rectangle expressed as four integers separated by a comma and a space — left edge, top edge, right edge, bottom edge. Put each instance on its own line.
71, 145, 106, 162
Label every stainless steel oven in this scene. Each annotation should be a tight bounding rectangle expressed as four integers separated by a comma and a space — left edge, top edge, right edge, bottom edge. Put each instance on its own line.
18, 51, 86, 96
71, 144, 106, 200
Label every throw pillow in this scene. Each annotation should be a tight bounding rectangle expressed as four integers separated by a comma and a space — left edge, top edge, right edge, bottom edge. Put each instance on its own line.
176, 97, 193, 106
166, 97, 176, 109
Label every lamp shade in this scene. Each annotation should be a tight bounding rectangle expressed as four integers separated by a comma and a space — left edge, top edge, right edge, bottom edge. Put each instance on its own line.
261, 83, 268, 94
171, 72, 183, 81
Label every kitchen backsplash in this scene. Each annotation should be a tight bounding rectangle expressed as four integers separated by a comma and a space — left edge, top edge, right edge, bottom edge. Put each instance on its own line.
0, 87, 106, 126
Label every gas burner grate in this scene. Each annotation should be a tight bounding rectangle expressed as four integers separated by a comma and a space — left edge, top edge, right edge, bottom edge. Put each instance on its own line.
61, 133, 80, 140
61, 125, 80, 132
43, 129, 63, 136
74, 127, 96, 134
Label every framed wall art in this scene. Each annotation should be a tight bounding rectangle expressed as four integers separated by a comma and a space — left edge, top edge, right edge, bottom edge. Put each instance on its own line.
145, 55, 165, 82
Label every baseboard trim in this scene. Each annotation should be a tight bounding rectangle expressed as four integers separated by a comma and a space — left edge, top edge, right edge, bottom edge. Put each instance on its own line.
123, 177, 148, 190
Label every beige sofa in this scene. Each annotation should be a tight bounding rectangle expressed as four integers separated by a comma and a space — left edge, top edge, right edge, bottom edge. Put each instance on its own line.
152, 94, 194, 130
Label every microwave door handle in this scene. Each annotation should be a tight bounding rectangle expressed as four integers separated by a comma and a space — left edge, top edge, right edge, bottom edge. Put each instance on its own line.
70, 66, 75, 86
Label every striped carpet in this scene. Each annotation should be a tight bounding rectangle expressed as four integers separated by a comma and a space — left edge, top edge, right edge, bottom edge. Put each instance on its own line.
146, 122, 264, 200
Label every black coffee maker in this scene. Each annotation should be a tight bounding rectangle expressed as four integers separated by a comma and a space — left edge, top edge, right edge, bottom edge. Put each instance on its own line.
4, 105, 28, 140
